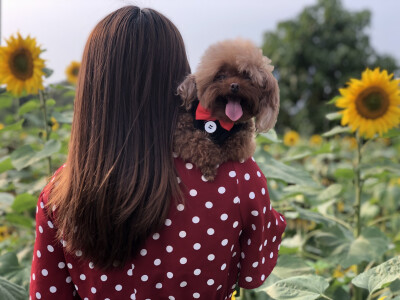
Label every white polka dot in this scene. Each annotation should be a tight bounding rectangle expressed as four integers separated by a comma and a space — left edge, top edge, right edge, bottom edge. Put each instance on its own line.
245, 277, 253, 282
91, 287, 96, 294
38, 226, 43, 233
36, 250, 41, 258
259, 244, 263, 251
263, 207, 267, 214
261, 274, 265, 281
264, 239, 268, 246
233, 221, 238, 228
58, 262, 65, 269
218, 187, 226, 194
36, 292, 41, 299
173, 152, 178, 158
101, 275, 107, 281
165, 219, 172, 226
47, 220, 54, 228
221, 263, 226, 270
262, 257, 266, 264
62, 240, 67, 247
248, 238, 252, 245
167, 272, 173, 279
46, 245, 54, 252
168, 297, 175, 300
267, 221, 271, 228
193, 243, 201, 250
41, 269, 48, 276
130, 295, 136, 300
89, 261, 94, 269
220, 213, 228, 221
270, 252, 274, 258
270, 203, 272, 210
251, 210, 259, 216
201, 175, 208, 182
240, 159, 245, 163
50, 286, 57, 293
261, 188, 266, 195
141, 275, 148, 281
207, 254, 215, 261
32, 273, 35, 280
75, 250, 82, 257
180, 257, 187, 264
166, 245, 173, 252
257, 171, 261, 177
189, 189, 197, 196
241, 252, 245, 259
207, 279, 214, 286
156, 283, 162, 289
205, 201, 213, 208
67, 263, 72, 269
278, 244, 281, 250
207, 228, 215, 235
280, 215, 285, 222
66, 276, 72, 283
185, 163, 193, 169
244, 173, 250, 180
276, 219, 278, 225
194, 269, 201, 275
180, 281, 187, 287
252, 157, 255, 161
40, 202, 44, 209
192, 216, 200, 223
193, 293, 200, 298
217, 285, 222, 290
229, 171, 236, 177
177, 177, 181, 183
80, 274, 86, 280
127, 269, 133, 276
249, 192, 255, 199
252, 262, 259, 268
177, 204, 184, 211
140, 249, 147, 256
221, 239, 228, 246
252, 224, 256, 230
154, 259, 161, 266
273, 236, 277, 242
179, 231, 186, 238
153, 233, 160, 240
233, 196, 240, 204
115, 284, 122, 291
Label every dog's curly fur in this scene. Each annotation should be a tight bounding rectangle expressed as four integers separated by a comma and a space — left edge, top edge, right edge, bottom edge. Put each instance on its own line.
173, 38, 280, 180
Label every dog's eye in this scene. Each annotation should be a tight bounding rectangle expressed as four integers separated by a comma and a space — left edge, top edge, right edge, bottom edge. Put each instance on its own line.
243, 72, 251, 80
215, 74, 226, 81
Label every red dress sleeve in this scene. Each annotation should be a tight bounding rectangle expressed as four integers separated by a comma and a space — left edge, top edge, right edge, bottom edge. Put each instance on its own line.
29, 165, 78, 299
234, 158, 286, 289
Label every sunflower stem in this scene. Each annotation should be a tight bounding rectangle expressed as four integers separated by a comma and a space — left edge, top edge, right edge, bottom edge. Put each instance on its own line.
39, 89, 52, 175
14, 97, 20, 121
353, 131, 364, 300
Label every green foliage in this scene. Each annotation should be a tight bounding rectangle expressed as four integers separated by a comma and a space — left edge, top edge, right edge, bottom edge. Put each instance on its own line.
262, 0, 399, 135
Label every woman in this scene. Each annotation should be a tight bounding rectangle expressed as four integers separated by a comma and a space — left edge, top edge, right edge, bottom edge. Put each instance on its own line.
30, 6, 286, 300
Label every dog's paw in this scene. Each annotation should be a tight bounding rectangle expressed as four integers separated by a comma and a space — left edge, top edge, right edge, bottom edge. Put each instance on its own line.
201, 167, 218, 181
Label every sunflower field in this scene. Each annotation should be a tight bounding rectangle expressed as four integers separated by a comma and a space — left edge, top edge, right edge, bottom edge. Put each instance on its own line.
0, 33, 400, 300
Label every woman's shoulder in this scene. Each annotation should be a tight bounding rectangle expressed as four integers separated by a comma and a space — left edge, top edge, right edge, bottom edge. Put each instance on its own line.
41, 163, 66, 205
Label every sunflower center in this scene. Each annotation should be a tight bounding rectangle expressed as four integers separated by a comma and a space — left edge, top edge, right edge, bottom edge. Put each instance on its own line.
9, 48, 34, 80
355, 87, 390, 119
72, 67, 79, 76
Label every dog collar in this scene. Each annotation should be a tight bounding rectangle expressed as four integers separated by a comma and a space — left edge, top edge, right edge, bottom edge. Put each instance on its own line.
191, 100, 243, 146
195, 103, 234, 131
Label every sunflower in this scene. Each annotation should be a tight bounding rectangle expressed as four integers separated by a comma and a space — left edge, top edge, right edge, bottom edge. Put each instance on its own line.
336, 68, 400, 139
0, 123, 4, 130
309, 134, 323, 146
50, 116, 59, 131
0, 32, 45, 96
65, 61, 81, 85
283, 130, 300, 146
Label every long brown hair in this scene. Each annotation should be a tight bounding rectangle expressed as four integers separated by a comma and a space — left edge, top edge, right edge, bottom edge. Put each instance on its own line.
48, 6, 190, 269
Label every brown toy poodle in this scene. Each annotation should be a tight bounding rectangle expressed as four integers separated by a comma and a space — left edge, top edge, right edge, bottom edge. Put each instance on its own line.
173, 38, 279, 181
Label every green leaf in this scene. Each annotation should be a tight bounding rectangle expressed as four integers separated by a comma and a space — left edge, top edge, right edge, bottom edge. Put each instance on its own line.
264, 275, 329, 300
11, 193, 37, 213
0, 157, 14, 174
271, 255, 315, 279
322, 126, 351, 137
258, 129, 282, 143
352, 256, 400, 294
325, 112, 342, 120
52, 111, 73, 124
46, 98, 56, 106
5, 214, 33, 228
11, 139, 61, 170
0, 97, 13, 109
0, 193, 14, 210
327, 96, 341, 105
292, 206, 340, 227
0, 252, 30, 290
314, 226, 389, 268
382, 127, 400, 138
18, 99, 40, 115
317, 184, 342, 201
42, 67, 54, 78
334, 168, 354, 179
0, 276, 27, 300
254, 149, 318, 187
0, 120, 24, 133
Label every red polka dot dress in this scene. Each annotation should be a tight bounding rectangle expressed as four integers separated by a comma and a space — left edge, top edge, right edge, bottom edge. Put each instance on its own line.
30, 156, 286, 300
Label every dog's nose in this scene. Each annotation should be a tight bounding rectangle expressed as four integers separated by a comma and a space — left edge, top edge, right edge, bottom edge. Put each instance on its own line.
230, 83, 239, 93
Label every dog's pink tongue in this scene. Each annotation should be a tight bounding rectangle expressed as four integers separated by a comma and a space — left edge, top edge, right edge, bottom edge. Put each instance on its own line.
225, 99, 243, 121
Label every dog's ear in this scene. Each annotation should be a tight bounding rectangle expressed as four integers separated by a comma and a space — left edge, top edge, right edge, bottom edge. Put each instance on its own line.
176, 74, 197, 110
255, 72, 280, 132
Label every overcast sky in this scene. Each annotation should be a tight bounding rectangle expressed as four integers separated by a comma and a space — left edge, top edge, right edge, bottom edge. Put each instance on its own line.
2, 0, 400, 83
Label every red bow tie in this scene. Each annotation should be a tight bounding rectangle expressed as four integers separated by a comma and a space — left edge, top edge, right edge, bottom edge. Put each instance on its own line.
195, 102, 234, 131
